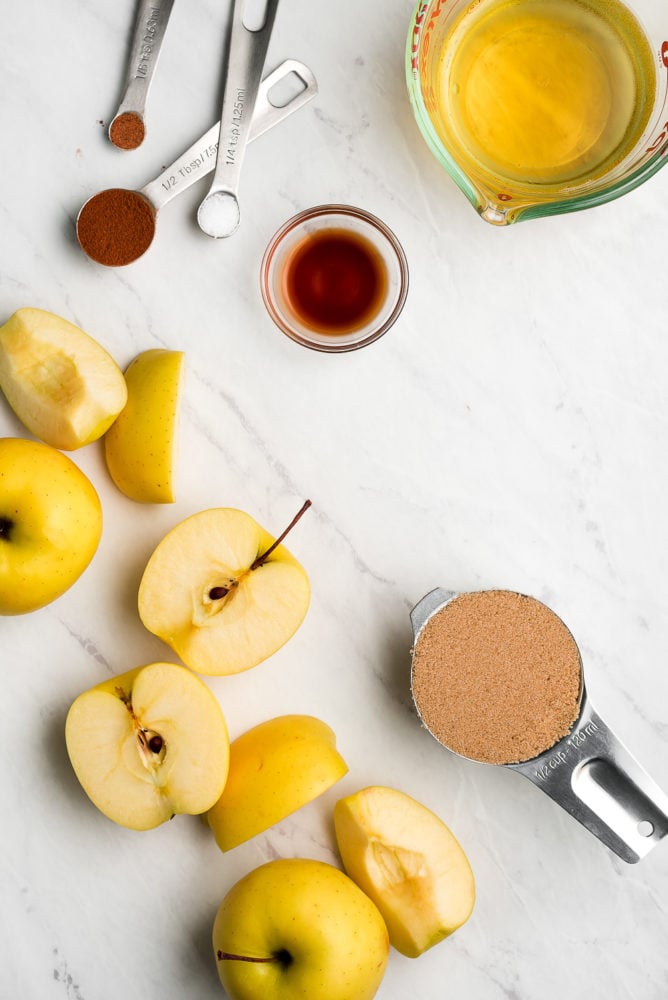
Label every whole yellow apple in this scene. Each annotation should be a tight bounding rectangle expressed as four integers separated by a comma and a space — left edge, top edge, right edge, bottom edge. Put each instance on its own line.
334, 785, 475, 957
0, 437, 102, 614
212, 858, 389, 1000
138, 504, 310, 674
66, 661, 230, 830
104, 348, 184, 503
0, 308, 127, 450
206, 715, 348, 851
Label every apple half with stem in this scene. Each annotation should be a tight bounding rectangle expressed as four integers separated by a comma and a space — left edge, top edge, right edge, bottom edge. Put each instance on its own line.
212, 858, 389, 1000
0, 437, 102, 614
0, 308, 127, 450
138, 502, 311, 675
334, 785, 475, 957
206, 714, 348, 851
65, 662, 229, 830
104, 348, 184, 503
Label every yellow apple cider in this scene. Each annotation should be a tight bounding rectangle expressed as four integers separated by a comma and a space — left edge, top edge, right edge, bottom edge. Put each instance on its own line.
431, 0, 656, 188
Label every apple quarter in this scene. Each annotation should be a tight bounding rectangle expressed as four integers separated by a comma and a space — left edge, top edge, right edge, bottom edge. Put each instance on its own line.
65, 662, 230, 831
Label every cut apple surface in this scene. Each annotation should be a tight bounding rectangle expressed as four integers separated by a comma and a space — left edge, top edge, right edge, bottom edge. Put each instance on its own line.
0, 308, 127, 450
65, 662, 229, 830
138, 506, 310, 675
206, 714, 348, 851
104, 348, 184, 503
334, 786, 475, 957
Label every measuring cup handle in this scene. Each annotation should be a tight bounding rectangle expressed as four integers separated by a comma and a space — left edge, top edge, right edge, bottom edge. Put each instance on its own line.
511, 693, 668, 863
114, 0, 175, 117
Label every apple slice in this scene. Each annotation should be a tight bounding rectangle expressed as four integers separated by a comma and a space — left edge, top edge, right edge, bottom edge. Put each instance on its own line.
138, 503, 311, 675
334, 786, 475, 957
104, 348, 184, 503
0, 308, 127, 450
206, 715, 347, 851
65, 662, 229, 830
213, 859, 389, 1000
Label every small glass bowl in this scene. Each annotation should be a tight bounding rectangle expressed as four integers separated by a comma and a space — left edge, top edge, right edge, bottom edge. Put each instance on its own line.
260, 205, 409, 352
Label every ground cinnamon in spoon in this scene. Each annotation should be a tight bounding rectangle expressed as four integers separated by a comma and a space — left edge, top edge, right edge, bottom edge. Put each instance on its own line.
109, 112, 145, 150
411, 590, 582, 765
76, 188, 155, 266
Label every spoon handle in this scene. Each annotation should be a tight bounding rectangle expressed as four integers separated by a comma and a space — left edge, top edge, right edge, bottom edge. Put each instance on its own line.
110, 0, 175, 126
141, 60, 316, 211
511, 693, 668, 863
209, 0, 280, 198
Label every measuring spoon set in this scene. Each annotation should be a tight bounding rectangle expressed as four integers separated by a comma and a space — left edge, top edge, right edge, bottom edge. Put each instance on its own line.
82, 0, 314, 263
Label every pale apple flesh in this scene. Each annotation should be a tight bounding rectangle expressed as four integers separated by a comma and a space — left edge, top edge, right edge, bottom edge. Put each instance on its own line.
65, 662, 230, 830
206, 715, 348, 851
138, 508, 310, 675
104, 348, 184, 503
334, 786, 475, 958
0, 437, 102, 614
0, 308, 127, 450
212, 859, 389, 1000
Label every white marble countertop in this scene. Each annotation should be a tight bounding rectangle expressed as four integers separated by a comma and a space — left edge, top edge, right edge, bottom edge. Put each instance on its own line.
2, 1, 668, 997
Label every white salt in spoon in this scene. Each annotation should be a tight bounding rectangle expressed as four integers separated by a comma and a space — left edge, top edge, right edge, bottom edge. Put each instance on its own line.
197, 0, 281, 238
410, 587, 668, 863
109, 0, 176, 149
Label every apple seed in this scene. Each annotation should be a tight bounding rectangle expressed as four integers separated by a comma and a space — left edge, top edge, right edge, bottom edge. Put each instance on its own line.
206, 500, 311, 601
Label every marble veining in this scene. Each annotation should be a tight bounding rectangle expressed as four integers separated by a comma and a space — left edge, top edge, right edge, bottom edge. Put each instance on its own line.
2, 0, 668, 997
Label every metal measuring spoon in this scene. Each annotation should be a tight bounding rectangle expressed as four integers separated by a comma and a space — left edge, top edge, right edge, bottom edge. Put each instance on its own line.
77, 60, 317, 266
109, 0, 176, 150
410, 588, 668, 864
197, 0, 280, 238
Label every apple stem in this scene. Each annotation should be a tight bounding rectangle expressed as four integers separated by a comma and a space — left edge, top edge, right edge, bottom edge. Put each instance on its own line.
217, 949, 293, 968
250, 499, 312, 571
0, 516, 12, 541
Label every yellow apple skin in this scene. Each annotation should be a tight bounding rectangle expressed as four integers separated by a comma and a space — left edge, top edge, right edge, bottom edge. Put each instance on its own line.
206, 715, 348, 851
65, 662, 229, 830
0, 437, 102, 614
104, 348, 184, 503
138, 508, 310, 675
334, 786, 475, 958
0, 308, 127, 450
212, 858, 389, 1000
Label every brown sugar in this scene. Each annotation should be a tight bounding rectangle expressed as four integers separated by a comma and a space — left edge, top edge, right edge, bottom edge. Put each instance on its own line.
411, 590, 582, 765
109, 112, 145, 150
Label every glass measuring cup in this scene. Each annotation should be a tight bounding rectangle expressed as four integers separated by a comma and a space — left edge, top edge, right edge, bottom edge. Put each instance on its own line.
406, 0, 668, 225
410, 587, 668, 863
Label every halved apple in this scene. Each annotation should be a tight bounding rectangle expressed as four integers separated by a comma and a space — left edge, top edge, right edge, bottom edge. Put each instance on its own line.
334, 786, 475, 957
138, 506, 310, 675
65, 662, 229, 830
206, 715, 348, 851
0, 308, 127, 450
104, 348, 184, 503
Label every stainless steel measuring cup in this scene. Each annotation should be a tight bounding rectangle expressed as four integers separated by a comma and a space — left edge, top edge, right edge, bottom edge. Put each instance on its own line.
109, 0, 176, 149
410, 587, 668, 863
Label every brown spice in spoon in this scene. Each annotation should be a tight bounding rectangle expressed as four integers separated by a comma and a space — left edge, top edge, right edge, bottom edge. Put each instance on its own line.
76, 188, 156, 266
411, 590, 582, 765
109, 112, 145, 150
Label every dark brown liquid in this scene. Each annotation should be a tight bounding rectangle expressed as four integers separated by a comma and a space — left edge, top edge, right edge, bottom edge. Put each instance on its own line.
281, 228, 388, 335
